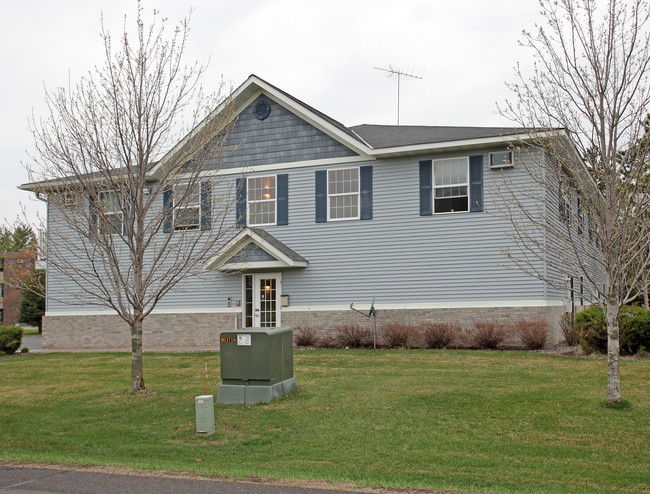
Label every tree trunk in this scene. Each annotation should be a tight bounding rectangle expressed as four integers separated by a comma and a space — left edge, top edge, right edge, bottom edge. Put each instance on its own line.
644, 286, 649, 311
605, 304, 621, 403
130, 317, 145, 392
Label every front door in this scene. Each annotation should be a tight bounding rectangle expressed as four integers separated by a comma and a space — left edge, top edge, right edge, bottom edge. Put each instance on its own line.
243, 273, 281, 328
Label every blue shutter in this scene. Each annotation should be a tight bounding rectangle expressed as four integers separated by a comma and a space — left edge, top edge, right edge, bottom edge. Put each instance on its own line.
360, 166, 373, 220
123, 192, 132, 236
315, 170, 327, 223
162, 186, 173, 233
277, 174, 289, 225
577, 196, 582, 235
89, 192, 98, 234
200, 181, 211, 231
419, 160, 432, 216
469, 155, 483, 212
236, 178, 247, 228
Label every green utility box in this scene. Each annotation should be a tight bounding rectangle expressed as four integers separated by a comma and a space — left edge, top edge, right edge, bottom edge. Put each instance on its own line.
195, 394, 215, 434
217, 327, 298, 405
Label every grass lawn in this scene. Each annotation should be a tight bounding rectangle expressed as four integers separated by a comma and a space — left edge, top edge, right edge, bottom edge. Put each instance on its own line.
19, 327, 40, 337
0, 350, 648, 493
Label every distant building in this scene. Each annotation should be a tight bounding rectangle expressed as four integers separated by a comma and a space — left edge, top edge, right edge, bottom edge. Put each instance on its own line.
0, 252, 35, 326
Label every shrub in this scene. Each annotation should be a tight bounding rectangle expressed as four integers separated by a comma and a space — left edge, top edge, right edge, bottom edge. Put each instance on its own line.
515, 320, 549, 350
469, 322, 505, 349
579, 338, 593, 354
20, 347, 29, 354
619, 307, 650, 355
575, 305, 650, 355
293, 326, 320, 347
560, 313, 578, 346
331, 324, 373, 348
0, 326, 23, 355
421, 322, 457, 349
381, 323, 411, 348
575, 306, 607, 353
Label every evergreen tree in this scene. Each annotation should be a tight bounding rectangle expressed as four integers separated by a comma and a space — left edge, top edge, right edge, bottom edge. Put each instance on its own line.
18, 270, 45, 333
0, 222, 37, 253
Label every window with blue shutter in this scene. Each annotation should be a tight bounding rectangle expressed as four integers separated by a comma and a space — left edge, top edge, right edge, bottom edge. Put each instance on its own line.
360, 166, 373, 220
315, 170, 327, 223
89, 192, 98, 233
419, 160, 432, 216
162, 186, 173, 233
236, 178, 247, 228
316, 167, 369, 222
469, 155, 483, 212
200, 181, 211, 231
277, 174, 289, 225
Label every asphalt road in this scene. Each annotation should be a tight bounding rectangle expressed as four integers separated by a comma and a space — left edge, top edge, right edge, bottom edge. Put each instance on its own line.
0, 466, 373, 494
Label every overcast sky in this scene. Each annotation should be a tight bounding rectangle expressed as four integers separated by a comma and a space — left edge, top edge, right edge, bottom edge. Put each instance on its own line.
0, 0, 542, 227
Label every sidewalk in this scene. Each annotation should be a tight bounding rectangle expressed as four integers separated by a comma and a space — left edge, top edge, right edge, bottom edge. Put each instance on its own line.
19, 336, 42, 353
0, 466, 373, 494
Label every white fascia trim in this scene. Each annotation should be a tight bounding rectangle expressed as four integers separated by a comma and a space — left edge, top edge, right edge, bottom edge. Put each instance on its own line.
204, 228, 305, 271
284, 300, 565, 312
367, 132, 558, 158
220, 260, 307, 271
45, 307, 242, 317
181, 155, 371, 180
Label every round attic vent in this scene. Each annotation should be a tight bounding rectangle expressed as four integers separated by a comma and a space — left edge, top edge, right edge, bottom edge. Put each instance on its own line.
254, 100, 271, 120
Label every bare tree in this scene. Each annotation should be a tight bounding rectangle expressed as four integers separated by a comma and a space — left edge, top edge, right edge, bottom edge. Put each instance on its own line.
24, 3, 238, 391
499, 0, 650, 402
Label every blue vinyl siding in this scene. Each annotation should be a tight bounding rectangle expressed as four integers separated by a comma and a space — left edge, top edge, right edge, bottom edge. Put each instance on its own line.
46, 147, 554, 313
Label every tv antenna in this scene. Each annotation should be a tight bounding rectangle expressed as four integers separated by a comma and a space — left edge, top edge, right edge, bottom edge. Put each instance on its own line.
374, 65, 423, 125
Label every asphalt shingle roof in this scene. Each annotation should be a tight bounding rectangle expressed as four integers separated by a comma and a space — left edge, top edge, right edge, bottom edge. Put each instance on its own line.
349, 124, 529, 149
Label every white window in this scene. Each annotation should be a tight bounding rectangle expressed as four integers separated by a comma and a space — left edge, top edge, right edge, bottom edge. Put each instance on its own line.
328, 168, 359, 220
433, 157, 469, 213
98, 190, 123, 235
174, 184, 201, 230
60, 190, 76, 206
248, 176, 276, 226
559, 178, 572, 224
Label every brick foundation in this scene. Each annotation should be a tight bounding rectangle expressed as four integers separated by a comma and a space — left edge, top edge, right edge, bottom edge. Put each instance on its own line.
43, 312, 240, 352
283, 305, 566, 347
43, 304, 566, 351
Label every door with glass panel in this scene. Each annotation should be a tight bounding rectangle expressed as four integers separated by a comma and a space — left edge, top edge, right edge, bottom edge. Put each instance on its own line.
243, 274, 281, 328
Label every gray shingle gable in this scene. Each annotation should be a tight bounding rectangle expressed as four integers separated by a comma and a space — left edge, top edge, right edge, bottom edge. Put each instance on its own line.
213, 96, 359, 170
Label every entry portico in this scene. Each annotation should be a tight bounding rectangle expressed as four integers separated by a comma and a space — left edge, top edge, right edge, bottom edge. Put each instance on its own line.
205, 227, 308, 328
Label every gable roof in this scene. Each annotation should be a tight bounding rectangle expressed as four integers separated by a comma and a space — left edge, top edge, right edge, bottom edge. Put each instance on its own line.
20, 74, 559, 192
148, 74, 551, 175
204, 227, 308, 272
350, 124, 531, 149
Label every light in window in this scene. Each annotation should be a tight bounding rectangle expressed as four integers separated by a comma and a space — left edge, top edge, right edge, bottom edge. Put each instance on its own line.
248, 176, 276, 226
